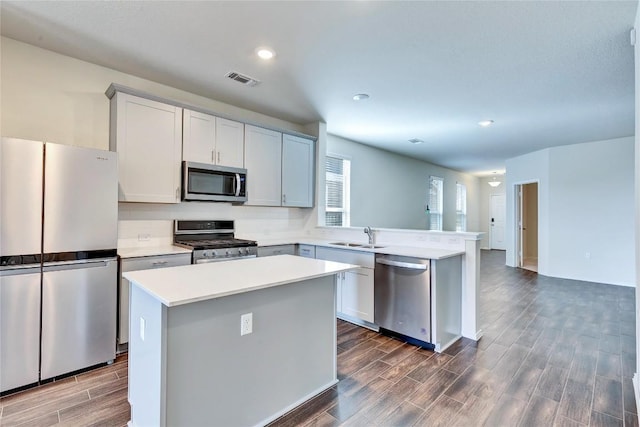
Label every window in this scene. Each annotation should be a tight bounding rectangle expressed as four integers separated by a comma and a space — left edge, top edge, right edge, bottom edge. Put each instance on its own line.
428, 176, 443, 231
325, 156, 351, 226
456, 183, 467, 232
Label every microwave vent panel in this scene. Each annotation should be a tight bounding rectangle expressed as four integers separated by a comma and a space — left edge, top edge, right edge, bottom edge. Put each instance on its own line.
225, 71, 260, 87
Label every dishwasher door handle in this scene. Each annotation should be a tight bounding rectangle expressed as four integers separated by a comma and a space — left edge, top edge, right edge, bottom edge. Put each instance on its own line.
376, 258, 428, 270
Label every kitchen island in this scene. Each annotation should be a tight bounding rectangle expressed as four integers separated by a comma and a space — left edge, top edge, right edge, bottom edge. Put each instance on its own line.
123, 255, 355, 427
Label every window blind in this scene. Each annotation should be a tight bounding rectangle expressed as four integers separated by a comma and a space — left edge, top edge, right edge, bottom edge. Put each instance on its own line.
428, 176, 443, 231
325, 156, 350, 227
456, 183, 467, 232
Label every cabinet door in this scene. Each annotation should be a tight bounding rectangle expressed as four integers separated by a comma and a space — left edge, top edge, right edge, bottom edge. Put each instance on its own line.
183, 109, 216, 164
113, 93, 182, 203
341, 268, 374, 323
244, 125, 282, 206
282, 134, 314, 207
257, 245, 296, 257
216, 118, 244, 168
119, 253, 191, 344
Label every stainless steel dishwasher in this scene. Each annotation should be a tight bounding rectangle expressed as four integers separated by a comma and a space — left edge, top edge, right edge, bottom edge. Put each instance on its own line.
374, 254, 433, 348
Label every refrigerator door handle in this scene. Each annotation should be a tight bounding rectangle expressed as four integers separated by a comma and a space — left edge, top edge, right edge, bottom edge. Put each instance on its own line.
43, 259, 115, 272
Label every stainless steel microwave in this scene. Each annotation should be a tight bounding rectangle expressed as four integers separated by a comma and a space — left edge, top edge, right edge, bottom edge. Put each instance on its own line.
182, 162, 247, 203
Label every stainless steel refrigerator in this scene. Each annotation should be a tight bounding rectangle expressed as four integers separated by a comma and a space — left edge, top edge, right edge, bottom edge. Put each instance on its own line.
0, 138, 118, 392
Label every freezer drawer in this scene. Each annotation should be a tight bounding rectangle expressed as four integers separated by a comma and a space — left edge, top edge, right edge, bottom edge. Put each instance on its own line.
119, 253, 191, 344
0, 267, 41, 392
41, 259, 117, 379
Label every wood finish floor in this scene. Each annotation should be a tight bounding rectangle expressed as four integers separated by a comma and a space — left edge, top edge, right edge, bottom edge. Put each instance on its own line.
1, 250, 636, 426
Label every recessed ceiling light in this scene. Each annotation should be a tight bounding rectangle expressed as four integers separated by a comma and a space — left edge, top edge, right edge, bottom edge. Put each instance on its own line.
478, 120, 494, 127
408, 138, 424, 144
256, 48, 275, 60
352, 93, 370, 101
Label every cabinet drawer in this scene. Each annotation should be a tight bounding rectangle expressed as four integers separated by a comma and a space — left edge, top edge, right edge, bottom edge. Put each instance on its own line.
297, 244, 316, 258
257, 244, 296, 257
315, 247, 375, 268
122, 253, 192, 272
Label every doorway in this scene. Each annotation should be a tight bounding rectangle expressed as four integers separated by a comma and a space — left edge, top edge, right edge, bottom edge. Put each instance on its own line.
490, 194, 506, 250
516, 182, 538, 272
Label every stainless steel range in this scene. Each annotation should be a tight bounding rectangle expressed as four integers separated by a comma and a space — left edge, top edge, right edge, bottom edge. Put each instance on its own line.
174, 220, 257, 263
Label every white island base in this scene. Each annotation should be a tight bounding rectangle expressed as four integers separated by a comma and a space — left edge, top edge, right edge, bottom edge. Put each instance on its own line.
124, 255, 355, 427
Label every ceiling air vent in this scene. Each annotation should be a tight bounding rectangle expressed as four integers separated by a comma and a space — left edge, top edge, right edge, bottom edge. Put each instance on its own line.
225, 71, 260, 87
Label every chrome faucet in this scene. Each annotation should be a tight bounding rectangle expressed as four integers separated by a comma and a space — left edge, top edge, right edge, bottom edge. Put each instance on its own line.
364, 226, 374, 245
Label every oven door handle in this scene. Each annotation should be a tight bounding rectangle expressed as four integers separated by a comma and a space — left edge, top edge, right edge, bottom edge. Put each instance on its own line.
235, 173, 241, 196
376, 258, 428, 270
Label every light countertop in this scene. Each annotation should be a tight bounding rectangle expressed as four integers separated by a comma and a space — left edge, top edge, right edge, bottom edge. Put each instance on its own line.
117, 238, 465, 261
123, 254, 356, 307
246, 237, 465, 260
118, 245, 192, 259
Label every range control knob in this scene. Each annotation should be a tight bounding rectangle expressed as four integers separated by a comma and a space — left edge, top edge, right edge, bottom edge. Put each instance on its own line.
202, 251, 209, 258
211, 250, 217, 257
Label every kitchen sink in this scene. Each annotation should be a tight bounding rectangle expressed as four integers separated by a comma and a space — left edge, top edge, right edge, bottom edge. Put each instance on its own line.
330, 242, 385, 249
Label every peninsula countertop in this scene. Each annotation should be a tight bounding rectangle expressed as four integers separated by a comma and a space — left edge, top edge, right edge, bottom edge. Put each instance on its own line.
123, 254, 357, 307
243, 237, 465, 260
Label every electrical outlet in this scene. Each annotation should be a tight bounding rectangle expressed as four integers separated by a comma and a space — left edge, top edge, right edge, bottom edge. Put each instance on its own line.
138, 233, 151, 242
585, 252, 591, 259
140, 317, 146, 341
241, 313, 253, 336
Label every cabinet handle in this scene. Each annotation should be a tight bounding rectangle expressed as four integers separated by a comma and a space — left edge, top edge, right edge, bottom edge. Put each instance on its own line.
212, 150, 215, 163
217, 151, 221, 163
176, 187, 180, 200
282, 194, 286, 204
151, 261, 168, 266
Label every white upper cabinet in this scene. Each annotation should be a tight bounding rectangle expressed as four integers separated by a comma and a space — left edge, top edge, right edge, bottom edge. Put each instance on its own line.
110, 92, 182, 203
183, 110, 244, 168
282, 134, 314, 208
244, 125, 282, 206
215, 117, 244, 168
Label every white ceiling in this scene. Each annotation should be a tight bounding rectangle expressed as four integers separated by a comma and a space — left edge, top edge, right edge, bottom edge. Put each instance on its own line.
1, 1, 636, 175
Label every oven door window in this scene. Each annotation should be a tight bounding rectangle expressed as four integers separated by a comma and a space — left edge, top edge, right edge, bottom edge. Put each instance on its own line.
188, 170, 236, 196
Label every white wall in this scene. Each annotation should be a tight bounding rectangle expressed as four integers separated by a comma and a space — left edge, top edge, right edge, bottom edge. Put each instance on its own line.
0, 37, 316, 242
506, 137, 635, 286
478, 175, 506, 249
327, 134, 480, 232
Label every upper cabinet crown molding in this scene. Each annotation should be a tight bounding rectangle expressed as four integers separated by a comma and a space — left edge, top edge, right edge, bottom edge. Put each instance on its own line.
105, 83, 316, 142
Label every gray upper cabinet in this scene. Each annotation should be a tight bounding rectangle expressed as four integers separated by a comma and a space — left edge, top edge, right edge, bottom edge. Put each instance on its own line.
182, 109, 244, 168
244, 125, 315, 208
244, 125, 283, 206
282, 134, 314, 208
109, 92, 182, 203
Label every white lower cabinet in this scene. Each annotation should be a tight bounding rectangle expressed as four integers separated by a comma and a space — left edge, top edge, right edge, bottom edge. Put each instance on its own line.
341, 268, 374, 323
315, 247, 374, 324
118, 253, 191, 345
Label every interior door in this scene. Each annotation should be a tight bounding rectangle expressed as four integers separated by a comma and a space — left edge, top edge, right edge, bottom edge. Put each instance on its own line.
489, 194, 506, 250
43, 143, 118, 253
